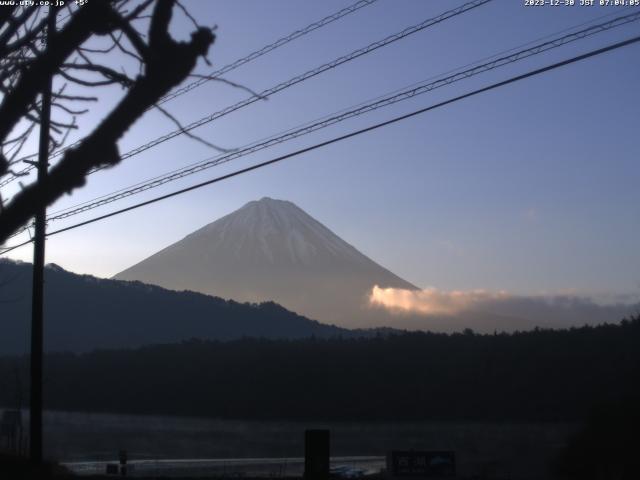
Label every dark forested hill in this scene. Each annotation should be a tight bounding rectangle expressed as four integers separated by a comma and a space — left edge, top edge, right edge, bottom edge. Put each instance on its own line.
0, 259, 347, 354
1, 317, 638, 422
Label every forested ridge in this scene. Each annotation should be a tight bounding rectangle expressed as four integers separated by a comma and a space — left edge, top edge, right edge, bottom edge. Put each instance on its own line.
0, 259, 348, 354
1, 316, 638, 422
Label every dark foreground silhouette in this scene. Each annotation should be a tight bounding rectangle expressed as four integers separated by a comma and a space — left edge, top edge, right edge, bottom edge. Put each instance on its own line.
0, 454, 71, 479
1, 317, 638, 479
553, 398, 640, 480
1, 315, 638, 422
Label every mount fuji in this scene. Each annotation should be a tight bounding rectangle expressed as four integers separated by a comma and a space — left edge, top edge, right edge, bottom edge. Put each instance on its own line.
115, 197, 417, 328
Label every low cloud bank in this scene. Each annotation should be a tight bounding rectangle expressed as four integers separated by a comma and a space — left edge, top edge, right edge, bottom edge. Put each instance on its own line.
369, 286, 510, 315
369, 286, 640, 332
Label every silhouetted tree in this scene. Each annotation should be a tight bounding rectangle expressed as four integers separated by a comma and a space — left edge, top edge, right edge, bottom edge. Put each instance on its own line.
0, 0, 215, 243
553, 397, 640, 480
2, 312, 638, 422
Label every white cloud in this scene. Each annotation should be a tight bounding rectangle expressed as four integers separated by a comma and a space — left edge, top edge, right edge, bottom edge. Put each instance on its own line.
369, 285, 509, 315
368, 285, 640, 332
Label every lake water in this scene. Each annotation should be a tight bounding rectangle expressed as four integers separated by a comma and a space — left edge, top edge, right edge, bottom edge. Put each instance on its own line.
1, 409, 577, 478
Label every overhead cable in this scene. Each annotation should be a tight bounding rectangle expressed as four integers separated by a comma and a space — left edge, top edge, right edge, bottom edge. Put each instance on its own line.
34, 10, 640, 227
3, 33, 639, 254
0, 0, 491, 186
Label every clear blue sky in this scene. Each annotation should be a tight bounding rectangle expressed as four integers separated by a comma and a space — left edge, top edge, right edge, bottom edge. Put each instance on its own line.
4, 0, 640, 299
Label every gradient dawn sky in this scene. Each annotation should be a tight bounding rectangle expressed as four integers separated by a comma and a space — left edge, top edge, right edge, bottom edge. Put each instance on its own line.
3, 0, 640, 300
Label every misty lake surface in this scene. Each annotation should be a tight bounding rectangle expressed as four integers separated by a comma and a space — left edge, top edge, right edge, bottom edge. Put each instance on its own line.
3, 409, 577, 478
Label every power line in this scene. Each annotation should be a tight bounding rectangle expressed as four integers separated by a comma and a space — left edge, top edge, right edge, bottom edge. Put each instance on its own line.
156, 0, 379, 106
43, 6, 637, 219
101, 0, 492, 164
3, 33, 639, 256
25, 9, 640, 230
0, 0, 379, 185
0, 0, 492, 187
8, 7, 637, 240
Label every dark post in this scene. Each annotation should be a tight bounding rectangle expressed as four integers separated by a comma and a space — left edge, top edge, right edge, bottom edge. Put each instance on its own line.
304, 429, 330, 480
29, 7, 55, 465
119, 449, 128, 476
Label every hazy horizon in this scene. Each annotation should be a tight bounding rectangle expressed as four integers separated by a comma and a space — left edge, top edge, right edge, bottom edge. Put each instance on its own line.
98, 197, 640, 331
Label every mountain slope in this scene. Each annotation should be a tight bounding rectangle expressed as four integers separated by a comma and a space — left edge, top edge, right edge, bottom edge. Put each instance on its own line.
0, 260, 348, 354
115, 197, 418, 328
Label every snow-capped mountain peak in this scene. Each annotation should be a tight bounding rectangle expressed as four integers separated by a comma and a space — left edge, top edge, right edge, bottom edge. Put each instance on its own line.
115, 198, 416, 328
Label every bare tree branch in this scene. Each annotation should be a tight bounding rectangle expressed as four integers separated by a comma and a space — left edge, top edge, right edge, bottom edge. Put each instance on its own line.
188, 74, 267, 100
0, 2, 119, 147
0, 0, 216, 243
153, 102, 232, 153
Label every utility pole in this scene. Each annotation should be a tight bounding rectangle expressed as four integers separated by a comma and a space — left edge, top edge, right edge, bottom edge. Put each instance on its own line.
30, 7, 55, 465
